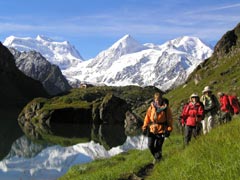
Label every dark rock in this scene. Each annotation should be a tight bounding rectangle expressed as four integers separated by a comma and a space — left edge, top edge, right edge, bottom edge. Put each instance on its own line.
0, 43, 48, 107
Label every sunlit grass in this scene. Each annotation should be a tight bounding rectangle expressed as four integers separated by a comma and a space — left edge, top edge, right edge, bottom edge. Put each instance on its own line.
59, 116, 240, 180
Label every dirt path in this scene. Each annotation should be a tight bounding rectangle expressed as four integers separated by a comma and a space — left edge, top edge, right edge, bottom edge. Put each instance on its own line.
119, 163, 154, 180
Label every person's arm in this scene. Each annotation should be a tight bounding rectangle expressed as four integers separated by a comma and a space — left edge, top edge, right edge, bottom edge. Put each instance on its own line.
166, 107, 173, 132
142, 106, 151, 130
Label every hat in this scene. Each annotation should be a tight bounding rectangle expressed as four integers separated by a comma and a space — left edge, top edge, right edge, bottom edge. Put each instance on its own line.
190, 93, 199, 98
217, 92, 224, 96
202, 86, 212, 93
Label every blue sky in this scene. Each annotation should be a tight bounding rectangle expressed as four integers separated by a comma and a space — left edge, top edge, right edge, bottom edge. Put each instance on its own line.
0, 0, 240, 59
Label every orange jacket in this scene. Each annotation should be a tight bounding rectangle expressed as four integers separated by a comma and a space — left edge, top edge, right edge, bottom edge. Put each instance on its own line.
142, 103, 173, 134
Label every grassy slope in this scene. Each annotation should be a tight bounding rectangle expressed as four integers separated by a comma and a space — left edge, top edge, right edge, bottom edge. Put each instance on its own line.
147, 117, 240, 180
59, 31, 240, 179
60, 116, 240, 180
165, 51, 240, 120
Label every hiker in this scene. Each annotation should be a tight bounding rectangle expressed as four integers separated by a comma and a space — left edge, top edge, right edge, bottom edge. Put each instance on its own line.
200, 86, 220, 134
217, 92, 232, 123
228, 92, 240, 115
181, 93, 204, 145
142, 92, 173, 163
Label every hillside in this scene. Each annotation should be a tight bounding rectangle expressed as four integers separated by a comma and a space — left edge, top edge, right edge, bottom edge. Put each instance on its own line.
60, 116, 240, 180
59, 23, 240, 180
165, 23, 240, 118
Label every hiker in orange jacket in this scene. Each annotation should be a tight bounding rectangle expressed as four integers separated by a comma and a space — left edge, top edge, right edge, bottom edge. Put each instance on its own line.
142, 92, 173, 163
181, 93, 204, 145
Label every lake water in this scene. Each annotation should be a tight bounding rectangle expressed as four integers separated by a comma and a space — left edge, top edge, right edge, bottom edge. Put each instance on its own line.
0, 108, 147, 180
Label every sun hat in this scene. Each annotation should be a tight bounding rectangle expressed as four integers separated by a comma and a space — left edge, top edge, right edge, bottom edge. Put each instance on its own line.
217, 92, 224, 96
190, 93, 199, 98
202, 86, 212, 93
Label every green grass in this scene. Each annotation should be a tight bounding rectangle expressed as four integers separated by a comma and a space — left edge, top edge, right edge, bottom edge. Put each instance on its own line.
147, 116, 240, 180
59, 116, 240, 180
59, 149, 153, 180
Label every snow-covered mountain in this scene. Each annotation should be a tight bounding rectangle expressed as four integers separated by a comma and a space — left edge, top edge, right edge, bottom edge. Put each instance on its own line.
3, 34, 213, 91
3, 35, 84, 69
63, 35, 213, 90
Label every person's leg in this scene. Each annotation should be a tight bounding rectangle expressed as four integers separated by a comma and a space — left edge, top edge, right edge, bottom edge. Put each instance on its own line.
201, 117, 207, 135
226, 112, 232, 122
185, 125, 192, 145
147, 133, 156, 157
207, 115, 214, 133
154, 134, 165, 160
193, 126, 198, 139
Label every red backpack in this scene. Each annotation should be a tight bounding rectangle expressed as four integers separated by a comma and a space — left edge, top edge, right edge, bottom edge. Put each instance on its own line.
228, 95, 240, 114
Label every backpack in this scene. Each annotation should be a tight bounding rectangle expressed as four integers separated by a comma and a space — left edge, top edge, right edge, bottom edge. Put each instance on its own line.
199, 101, 205, 120
228, 95, 240, 114
225, 95, 234, 114
211, 94, 220, 112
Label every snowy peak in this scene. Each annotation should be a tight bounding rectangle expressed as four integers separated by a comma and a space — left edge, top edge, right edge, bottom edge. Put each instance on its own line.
164, 36, 210, 51
110, 34, 147, 54
3, 35, 84, 69
36, 35, 54, 42
64, 35, 213, 90
87, 34, 147, 69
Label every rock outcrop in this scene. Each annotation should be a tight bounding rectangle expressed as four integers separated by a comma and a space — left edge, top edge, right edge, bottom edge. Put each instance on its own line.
17, 86, 160, 148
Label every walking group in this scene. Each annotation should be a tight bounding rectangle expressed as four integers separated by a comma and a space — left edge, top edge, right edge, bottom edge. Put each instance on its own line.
141, 86, 240, 164
180, 86, 240, 145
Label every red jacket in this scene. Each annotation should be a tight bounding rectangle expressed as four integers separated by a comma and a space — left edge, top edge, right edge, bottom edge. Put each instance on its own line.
181, 102, 204, 126
228, 95, 240, 114
219, 95, 232, 113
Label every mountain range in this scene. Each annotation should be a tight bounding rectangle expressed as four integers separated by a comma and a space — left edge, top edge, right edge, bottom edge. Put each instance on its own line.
3, 34, 213, 91
3, 35, 84, 70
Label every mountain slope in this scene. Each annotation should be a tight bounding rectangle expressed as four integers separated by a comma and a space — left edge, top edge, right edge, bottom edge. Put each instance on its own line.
9, 48, 71, 95
0, 43, 48, 107
3, 35, 84, 69
162, 23, 240, 119
63, 35, 213, 91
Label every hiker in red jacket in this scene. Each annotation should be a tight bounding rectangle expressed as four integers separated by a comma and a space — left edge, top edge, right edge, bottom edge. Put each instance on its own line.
181, 93, 204, 145
217, 92, 232, 123
228, 93, 240, 115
